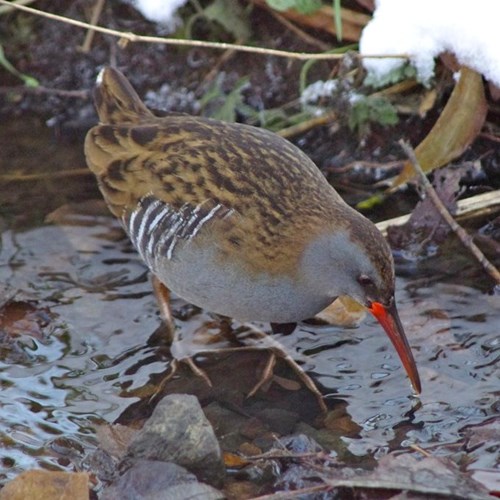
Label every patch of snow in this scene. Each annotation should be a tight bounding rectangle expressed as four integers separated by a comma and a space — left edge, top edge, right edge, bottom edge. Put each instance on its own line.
300, 80, 339, 104
145, 84, 200, 114
360, 0, 500, 87
300, 80, 340, 116
130, 0, 188, 32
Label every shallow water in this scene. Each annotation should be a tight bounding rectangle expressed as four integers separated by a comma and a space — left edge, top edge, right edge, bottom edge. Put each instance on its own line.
0, 119, 498, 486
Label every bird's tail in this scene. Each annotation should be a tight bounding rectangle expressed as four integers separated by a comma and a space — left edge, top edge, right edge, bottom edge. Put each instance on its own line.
93, 67, 153, 124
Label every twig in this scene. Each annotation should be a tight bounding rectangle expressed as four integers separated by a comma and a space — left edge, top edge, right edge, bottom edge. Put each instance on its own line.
251, 484, 331, 500
376, 189, 500, 234
79, 0, 105, 53
0, 85, 89, 98
409, 444, 432, 457
245, 450, 322, 461
0, 169, 90, 181
198, 39, 242, 90
399, 140, 500, 286
0, 0, 36, 14
0, 0, 409, 62
479, 132, 500, 144
277, 110, 337, 138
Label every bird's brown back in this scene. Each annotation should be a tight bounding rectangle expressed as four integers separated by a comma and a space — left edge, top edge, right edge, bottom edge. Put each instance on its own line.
84, 68, 347, 276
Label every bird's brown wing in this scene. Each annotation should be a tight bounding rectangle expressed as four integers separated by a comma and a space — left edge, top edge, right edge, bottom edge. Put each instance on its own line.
84, 114, 342, 276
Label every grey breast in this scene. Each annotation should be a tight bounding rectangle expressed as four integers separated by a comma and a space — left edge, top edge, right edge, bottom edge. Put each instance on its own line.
122, 195, 333, 322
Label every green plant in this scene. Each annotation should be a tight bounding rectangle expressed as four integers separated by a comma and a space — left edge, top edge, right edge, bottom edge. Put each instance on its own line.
199, 76, 254, 122
266, 0, 322, 15
333, 0, 342, 41
299, 44, 357, 93
0, 44, 38, 86
348, 95, 398, 132
185, 0, 251, 40
250, 107, 313, 131
364, 63, 418, 87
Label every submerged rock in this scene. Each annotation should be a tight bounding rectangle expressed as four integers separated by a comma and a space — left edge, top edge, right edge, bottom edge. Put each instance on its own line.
125, 394, 225, 487
101, 459, 224, 500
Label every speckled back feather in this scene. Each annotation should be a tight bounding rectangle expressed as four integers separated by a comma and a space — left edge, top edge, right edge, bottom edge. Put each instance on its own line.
85, 67, 357, 276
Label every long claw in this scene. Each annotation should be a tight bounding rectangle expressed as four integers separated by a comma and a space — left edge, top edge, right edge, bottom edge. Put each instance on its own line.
247, 352, 276, 397
150, 356, 213, 404
242, 325, 327, 412
184, 357, 213, 387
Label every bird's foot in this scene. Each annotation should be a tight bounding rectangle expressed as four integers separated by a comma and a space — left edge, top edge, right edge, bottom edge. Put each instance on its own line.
246, 351, 276, 397
150, 356, 213, 404
239, 324, 328, 412
151, 276, 326, 411
151, 276, 215, 400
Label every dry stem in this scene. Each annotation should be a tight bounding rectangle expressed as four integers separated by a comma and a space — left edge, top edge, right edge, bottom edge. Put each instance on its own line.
399, 140, 500, 286
79, 0, 105, 53
0, 0, 408, 62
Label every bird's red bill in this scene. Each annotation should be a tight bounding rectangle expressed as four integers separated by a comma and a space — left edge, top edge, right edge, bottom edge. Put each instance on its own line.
369, 301, 421, 394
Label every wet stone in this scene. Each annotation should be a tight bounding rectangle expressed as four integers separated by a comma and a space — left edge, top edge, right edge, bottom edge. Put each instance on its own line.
82, 448, 118, 484
125, 394, 225, 487
101, 459, 224, 500
273, 463, 325, 494
223, 479, 260, 499
294, 422, 346, 455
278, 433, 324, 454
253, 408, 300, 435
240, 417, 270, 440
235, 460, 282, 485
203, 401, 248, 451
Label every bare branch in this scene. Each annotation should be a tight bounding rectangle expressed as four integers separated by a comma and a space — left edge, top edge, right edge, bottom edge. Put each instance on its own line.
0, 0, 409, 62
399, 139, 500, 286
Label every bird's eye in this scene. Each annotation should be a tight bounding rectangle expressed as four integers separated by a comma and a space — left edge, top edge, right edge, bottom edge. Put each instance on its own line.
358, 275, 374, 287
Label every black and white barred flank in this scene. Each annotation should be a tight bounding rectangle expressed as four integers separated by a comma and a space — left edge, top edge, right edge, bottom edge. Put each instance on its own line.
124, 195, 234, 268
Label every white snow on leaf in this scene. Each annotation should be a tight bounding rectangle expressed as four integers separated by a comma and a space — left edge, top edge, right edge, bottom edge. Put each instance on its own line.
360, 0, 500, 87
131, 0, 188, 31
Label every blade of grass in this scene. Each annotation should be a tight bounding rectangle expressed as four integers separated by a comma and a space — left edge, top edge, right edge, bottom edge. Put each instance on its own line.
0, 44, 38, 86
333, 0, 342, 41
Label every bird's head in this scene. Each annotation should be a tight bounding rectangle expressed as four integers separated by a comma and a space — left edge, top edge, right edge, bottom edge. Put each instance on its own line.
301, 211, 421, 394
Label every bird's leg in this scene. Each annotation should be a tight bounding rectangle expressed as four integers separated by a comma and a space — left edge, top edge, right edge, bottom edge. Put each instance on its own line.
151, 277, 326, 411
151, 275, 174, 341
246, 351, 276, 397
151, 275, 212, 388
240, 323, 327, 412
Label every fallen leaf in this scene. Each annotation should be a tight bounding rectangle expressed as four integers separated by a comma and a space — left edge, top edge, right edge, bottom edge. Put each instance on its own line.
223, 451, 250, 468
418, 87, 438, 117
0, 300, 52, 340
392, 66, 487, 188
323, 453, 491, 499
315, 296, 366, 327
0, 470, 89, 500
96, 423, 138, 460
251, 0, 370, 41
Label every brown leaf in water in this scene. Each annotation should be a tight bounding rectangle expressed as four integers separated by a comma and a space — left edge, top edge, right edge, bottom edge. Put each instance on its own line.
0, 470, 89, 500
323, 406, 362, 437
462, 418, 500, 496
223, 451, 250, 468
96, 423, 139, 460
0, 300, 52, 340
393, 66, 487, 188
322, 453, 491, 499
